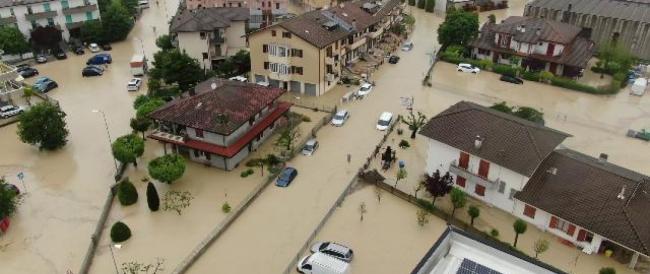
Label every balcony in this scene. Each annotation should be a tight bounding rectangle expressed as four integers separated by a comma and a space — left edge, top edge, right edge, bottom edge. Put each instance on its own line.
345, 36, 367, 50
0, 16, 17, 24
25, 10, 58, 20
324, 73, 338, 82
150, 130, 186, 143
325, 56, 335, 65
209, 48, 226, 60
367, 26, 384, 39
211, 35, 225, 44
449, 161, 499, 188
62, 4, 98, 15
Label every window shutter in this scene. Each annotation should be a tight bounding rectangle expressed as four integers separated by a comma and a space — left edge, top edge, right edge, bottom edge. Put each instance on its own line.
549, 216, 558, 228
456, 176, 466, 187
577, 229, 587, 241
264, 62, 269, 70
523, 205, 536, 219
567, 224, 576, 236
263, 44, 268, 53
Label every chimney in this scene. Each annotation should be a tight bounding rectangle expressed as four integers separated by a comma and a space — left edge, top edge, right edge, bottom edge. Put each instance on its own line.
536, 27, 541, 36
599, 153, 608, 163
547, 167, 557, 175
567, 3, 572, 11
617, 185, 626, 200
520, 25, 526, 33
474, 135, 483, 149
352, 18, 357, 30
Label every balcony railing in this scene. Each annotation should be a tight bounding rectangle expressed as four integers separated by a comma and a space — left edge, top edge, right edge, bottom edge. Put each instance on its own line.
211, 35, 225, 44
62, 4, 98, 15
449, 161, 499, 188
150, 130, 186, 143
25, 10, 58, 20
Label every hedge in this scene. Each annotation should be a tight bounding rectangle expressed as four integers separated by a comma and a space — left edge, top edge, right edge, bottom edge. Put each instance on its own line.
146, 182, 160, 211
110, 221, 132, 243
492, 64, 519, 76
117, 178, 138, 206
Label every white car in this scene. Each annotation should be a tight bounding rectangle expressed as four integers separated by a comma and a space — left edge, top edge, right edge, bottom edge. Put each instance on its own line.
310, 241, 354, 262
127, 78, 142, 91
355, 82, 373, 97
376, 111, 393, 131
228, 76, 248, 82
0, 105, 24, 119
297, 252, 350, 274
401, 41, 413, 51
301, 139, 319, 156
89, 43, 101, 53
457, 63, 480, 73
331, 110, 350, 127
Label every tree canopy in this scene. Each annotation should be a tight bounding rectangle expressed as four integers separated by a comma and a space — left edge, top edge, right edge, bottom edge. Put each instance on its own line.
130, 117, 152, 139
212, 50, 251, 78
424, 170, 453, 206
0, 177, 21, 219
112, 134, 145, 166
155, 35, 174, 51
437, 8, 479, 47
148, 154, 186, 184
136, 97, 165, 118
80, 20, 106, 43
102, 2, 134, 42
0, 26, 30, 54
30, 26, 62, 49
150, 49, 204, 91
490, 102, 545, 125
17, 102, 69, 150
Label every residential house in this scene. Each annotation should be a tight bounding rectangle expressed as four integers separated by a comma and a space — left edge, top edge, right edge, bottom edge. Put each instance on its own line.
418, 101, 570, 213
184, 0, 287, 29
248, 0, 403, 96
469, 16, 595, 77
148, 79, 291, 170
170, 7, 249, 70
0, 0, 100, 41
411, 226, 565, 274
525, 0, 650, 60
514, 149, 650, 269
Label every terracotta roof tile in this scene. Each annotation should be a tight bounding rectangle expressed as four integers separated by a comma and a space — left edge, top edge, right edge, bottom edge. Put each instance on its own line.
170, 7, 249, 32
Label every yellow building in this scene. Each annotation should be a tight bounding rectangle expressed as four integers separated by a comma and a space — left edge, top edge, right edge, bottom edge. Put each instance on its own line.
248, 0, 403, 96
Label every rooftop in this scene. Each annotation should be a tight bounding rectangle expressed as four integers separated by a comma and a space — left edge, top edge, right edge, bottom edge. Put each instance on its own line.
419, 101, 570, 176
149, 79, 286, 135
515, 149, 650, 256
170, 7, 249, 32
526, 0, 650, 23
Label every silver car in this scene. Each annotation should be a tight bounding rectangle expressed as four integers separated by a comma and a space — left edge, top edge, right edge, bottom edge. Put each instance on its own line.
331, 110, 350, 127
310, 241, 354, 262
301, 139, 319, 156
0, 105, 24, 119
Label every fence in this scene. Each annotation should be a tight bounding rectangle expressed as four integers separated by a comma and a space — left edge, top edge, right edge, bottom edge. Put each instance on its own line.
78, 183, 118, 274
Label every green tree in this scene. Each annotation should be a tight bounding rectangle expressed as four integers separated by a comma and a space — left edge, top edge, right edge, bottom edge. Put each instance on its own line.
599, 267, 616, 274
514, 107, 544, 125
467, 205, 480, 227
155, 34, 174, 51
513, 218, 528, 247
437, 8, 479, 47
148, 154, 186, 184
110, 221, 132, 243
130, 117, 152, 139
120, 0, 139, 16
214, 50, 251, 77
416, 209, 429, 226
0, 26, 30, 54
533, 238, 550, 259
102, 2, 134, 42
425, 0, 435, 12
408, 0, 415, 6
117, 178, 138, 206
403, 14, 416, 27
136, 97, 165, 118
22, 86, 35, 106
112, 134, 145, 167
150, 49, 204, 91
403, 111, 427, 139
17, 102, 69, 151
146, 182, 160, 211
490, 101, 513, 113
394, 168, 408, 189
417, 0, 425, 9
133, 94, 151, 109
79, 20, 105, 43
450, 188, 466, 220
0, 177, 22, 219
274, 127, 301, 151
30, 26, 62, 50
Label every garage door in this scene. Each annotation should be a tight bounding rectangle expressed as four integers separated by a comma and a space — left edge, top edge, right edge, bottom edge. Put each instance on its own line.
289, 81, 301, 94
304, 83, 317, 96
269, 79, 280, 88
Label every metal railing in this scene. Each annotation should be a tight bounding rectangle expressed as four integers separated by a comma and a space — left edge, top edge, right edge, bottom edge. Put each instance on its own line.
448, 161, 498, 188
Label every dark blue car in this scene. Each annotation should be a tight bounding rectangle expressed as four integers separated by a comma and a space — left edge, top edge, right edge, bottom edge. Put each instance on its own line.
276, 167, 298, 187
86, 53, 112, 65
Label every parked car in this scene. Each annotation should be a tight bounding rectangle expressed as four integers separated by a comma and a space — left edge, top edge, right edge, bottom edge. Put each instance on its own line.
86, 53, 112, 65
127, 78, 142, 91
457, 63, 480, 73
18, 67, 39, 78
33, 78, 58, 93
101, 43, 112, 51
276, 167, 298, 187
376, 111, 393, 131
82, 66, 103, 77
228, 76, 247, 82
297, 252, 350, 274
301, 139, 319, 156
331, 109, 350, 127
89, 43, 101, 53
401, 41, 414, 51
310, 242, 354, 262
0, 105, 24, 118
355, 82, 373, 96
73, 44, 85, 55
33, 76, 52, 85
53, 47, 67, 60
499, 74, 524, 84
388, 55, 400, 64
35, 53, 48, 63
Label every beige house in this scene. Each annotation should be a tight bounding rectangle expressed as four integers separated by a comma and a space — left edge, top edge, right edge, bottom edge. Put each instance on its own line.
170, 7, 249, 70
248, 0, 403, 96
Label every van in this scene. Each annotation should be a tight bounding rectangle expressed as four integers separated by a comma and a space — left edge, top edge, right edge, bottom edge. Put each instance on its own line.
376, 111, 393, 131
297, 252, 351, 274
130, 54, 147, 76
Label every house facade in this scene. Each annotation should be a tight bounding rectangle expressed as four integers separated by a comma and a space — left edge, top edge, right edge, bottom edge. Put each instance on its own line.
148, 79, 291, 170
514, 149, 650, 269
184, 0, 287, 29
0, 0, 100, 41
419, 101, 570, 213
525, 0, 650, 60
170, 7, 249, 70
469, 16, 595, 77
248, 0, 403, 96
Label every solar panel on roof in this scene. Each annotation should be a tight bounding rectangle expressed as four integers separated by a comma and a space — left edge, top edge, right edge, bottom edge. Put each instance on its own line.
457, 259, 502, 274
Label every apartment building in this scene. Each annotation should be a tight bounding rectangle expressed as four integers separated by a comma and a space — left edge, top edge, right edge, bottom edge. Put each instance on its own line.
148, 79, 291, 170
0, 0, 100, 41
248, 0, 403, 96
170, 7, 249, 70
184, 0, 287, 29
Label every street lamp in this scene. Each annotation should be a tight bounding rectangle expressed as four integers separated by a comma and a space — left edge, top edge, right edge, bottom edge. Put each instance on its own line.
109, 243, 122, 274
92, 109, 119, 174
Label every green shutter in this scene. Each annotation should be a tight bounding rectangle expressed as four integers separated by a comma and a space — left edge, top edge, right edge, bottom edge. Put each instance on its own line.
65, 15, 72, 23
86, 12, 92, 20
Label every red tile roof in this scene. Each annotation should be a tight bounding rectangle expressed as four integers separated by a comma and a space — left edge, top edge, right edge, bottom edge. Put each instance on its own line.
150, 102, 291, 157
149, 79, 286, 135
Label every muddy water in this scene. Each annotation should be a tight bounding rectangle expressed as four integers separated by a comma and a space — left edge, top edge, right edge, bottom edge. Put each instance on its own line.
0, 0, 178, 272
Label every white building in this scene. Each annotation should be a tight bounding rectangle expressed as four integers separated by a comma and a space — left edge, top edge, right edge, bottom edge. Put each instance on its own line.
419, 101, 570, 213
0, 0, 101, 41
169, 7, 249, 70
412, 226, 565, 274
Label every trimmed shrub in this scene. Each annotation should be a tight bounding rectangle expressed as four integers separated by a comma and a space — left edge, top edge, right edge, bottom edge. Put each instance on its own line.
240, 169, 254, 177
110, 221, 132, 243
549, 77, 599, 94
399, 140, 410, 149
490, 228, 499, 238
146, 182, 160, 211
521, 71, 540, 82
245, 158, 263, 167
492, 64, 519, 76
417, 0, 425, 9
117, 178, 138, 206
222, 202, 231, 213
301, 116, 312, 122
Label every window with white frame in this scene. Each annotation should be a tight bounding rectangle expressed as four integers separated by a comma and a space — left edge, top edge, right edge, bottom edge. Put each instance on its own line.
508, 188, 517, 200
556, 218, 571, 233
498, 181, 506, 194
268, 45, 288, 57
269, 63, 289, 75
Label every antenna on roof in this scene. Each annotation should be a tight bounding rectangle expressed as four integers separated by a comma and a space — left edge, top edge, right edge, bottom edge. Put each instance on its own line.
474, 135, 483, 149
617, 186, 626, 200
547, 167, 557, 175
